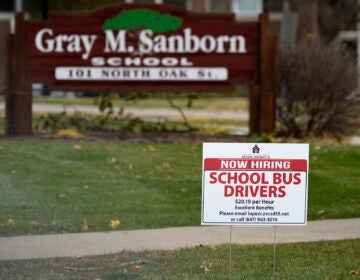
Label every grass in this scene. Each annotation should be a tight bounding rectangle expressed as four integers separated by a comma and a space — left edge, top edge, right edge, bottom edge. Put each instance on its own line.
0, 141, 202, 236
0, 140, 359, 237
308, 144, 360, 219
0, 97, 359, 279
0, 239, 359, 279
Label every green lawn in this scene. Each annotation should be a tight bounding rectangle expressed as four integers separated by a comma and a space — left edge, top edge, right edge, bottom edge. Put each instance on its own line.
0, 239, 359, 279
0, 140, 359, 236
0, 140, 202, 236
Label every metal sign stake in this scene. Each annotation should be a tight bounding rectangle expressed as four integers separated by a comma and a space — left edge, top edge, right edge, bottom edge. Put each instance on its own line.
229, 225, 233, 280
273, 225, 277, 280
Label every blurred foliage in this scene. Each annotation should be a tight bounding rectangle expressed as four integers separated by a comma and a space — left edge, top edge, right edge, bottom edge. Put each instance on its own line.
33, 93, 195, 133
277, 38, 359, 138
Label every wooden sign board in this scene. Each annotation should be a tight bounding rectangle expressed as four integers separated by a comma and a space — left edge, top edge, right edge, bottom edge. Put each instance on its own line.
6, 5, 277, 136
27, 3, 258, 92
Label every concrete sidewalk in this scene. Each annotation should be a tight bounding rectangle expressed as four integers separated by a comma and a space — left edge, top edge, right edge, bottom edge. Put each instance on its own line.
0, 218, 359, 261
0, 102, 249, 121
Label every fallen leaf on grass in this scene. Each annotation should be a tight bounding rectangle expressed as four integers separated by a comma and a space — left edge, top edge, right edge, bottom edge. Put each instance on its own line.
56, 129, 82, 139
30, 221, 38, 226
19, 201, 28, 209
107, 157, 117, 163
132, 265, 141, 271
6, 218, 15, 226
109, 219, 120, 229
82, 219, 89, 231
73, 144, 82, 150
200, 262, 212, 274
143, 145, 156, 152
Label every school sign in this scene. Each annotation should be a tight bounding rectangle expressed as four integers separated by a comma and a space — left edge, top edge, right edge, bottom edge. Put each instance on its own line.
28, 4, 257, 91
6, 3, 277, 135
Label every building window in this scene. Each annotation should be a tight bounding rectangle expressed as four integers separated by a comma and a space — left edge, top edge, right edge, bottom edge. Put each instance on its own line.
234, 0, 262, 13
210, 0, 231, 13
237, 0, 259, 11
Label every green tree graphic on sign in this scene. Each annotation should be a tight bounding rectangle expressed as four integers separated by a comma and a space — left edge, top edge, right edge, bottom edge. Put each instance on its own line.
103, 9, 183, 32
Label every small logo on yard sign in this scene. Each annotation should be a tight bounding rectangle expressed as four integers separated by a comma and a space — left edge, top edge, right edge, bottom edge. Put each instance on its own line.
252, 144, 260, 153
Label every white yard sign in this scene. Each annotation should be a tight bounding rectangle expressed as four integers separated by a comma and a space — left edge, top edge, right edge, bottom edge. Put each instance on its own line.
202, 143, 309, 226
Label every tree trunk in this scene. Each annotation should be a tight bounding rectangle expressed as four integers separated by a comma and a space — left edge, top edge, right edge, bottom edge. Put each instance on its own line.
290, 0, 319, 39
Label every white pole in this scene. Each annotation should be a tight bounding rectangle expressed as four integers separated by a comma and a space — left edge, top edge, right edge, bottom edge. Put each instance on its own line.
15, 0, 23, 12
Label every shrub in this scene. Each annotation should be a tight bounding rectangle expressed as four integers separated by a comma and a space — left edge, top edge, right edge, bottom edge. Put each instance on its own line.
277, 39, 359, 138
